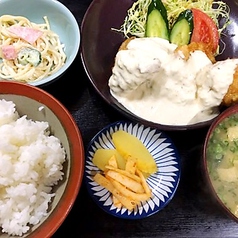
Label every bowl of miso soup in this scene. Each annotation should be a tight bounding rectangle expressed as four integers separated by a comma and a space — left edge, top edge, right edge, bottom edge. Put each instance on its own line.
203, 104, 238, 221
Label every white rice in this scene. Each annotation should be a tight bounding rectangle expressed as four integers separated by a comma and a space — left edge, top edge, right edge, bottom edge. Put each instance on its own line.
0, 99, 66, 236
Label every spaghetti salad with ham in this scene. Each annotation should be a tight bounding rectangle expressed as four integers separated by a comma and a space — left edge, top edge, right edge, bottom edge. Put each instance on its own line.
0, 15, 66, 83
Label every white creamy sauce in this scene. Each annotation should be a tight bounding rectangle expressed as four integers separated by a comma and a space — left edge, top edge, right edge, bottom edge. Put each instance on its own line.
108, 37, 238, 125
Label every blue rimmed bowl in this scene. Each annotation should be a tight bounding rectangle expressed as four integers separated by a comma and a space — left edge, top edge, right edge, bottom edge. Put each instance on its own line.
0, 0, 80, 87
85, 120, 181, 219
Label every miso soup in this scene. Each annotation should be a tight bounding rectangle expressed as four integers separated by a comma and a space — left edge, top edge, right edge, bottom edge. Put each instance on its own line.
206, 113, 238, 216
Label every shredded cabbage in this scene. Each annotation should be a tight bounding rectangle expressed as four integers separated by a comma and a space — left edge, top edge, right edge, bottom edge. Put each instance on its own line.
114, 0, 230, 38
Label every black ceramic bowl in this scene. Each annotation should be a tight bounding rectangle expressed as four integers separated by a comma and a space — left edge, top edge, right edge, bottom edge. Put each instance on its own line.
203, 104, 238, 222
80, 0, 237, 131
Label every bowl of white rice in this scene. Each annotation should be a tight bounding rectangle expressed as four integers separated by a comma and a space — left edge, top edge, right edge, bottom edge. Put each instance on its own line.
0, 81, 84, 237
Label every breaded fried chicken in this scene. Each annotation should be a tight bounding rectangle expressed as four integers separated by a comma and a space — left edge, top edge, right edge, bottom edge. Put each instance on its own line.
175, 42, 238, 106
118, 37, 136, 51
222, 65, 238, 106
116, 38, 238, 107
174, 42, 216, 63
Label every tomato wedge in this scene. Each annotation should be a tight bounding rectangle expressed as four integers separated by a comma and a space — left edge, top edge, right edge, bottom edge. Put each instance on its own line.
190, 8, 219, 53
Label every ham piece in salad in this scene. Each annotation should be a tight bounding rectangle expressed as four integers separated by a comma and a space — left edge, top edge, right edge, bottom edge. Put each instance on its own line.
8, 26, 43, 44
1, 45, 17, 60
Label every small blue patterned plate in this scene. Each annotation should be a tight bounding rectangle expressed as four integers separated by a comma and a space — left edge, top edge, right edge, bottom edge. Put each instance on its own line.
84, 121, 181, 219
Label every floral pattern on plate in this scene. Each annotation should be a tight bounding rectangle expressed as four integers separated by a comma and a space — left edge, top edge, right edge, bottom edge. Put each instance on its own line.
85, 121, 181, 219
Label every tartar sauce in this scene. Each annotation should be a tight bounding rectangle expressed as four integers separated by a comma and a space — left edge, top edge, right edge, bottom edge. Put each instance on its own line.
108, 37, 238, 125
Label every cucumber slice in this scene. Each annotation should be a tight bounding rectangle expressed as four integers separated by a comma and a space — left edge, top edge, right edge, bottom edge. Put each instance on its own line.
170, 9, 194, 46
17, 47, 41, 66
145, 0, 169, 40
